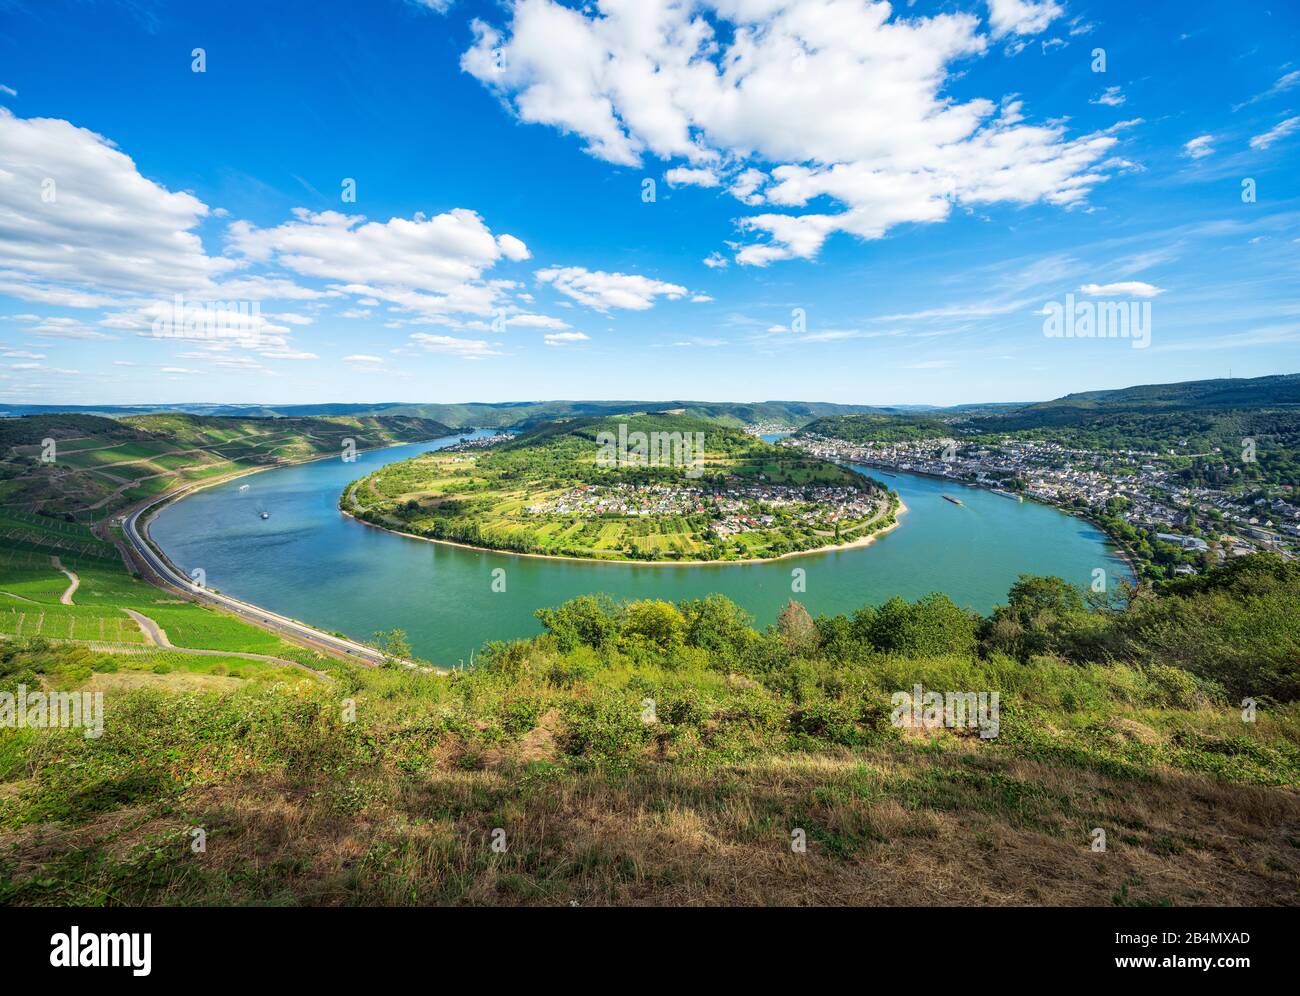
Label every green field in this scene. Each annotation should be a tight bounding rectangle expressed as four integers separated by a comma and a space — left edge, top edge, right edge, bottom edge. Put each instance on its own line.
0, 509, 334, 668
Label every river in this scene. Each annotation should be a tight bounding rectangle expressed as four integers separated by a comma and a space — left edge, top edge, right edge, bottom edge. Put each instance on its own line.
148, 431, 1130, 665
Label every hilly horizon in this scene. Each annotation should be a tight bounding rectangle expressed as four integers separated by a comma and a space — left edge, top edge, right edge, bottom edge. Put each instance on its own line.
3, 372, 1295, 427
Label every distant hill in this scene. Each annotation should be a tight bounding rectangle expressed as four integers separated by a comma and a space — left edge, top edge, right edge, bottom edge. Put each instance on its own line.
1026, 374, 1300, 413
1, 399, 898, 429
795, 373, 1300, 488
5, 374, 1295, 430
0, 412, 452, 520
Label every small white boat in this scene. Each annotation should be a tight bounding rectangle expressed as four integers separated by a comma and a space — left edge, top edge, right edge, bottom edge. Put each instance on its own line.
260, 511, 270, 520
239, 484, 250, 491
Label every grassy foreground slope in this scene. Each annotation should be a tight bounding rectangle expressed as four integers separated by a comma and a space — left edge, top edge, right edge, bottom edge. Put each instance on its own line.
1, 555, 1297, 906
347, 413, 898, 561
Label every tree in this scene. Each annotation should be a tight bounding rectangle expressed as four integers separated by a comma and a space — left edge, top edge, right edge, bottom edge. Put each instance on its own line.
535, 594, 622, 652
776, 599, 818, 654
372, 628, 412, 665
623, 599, 687, 649
867, 593, 978, 657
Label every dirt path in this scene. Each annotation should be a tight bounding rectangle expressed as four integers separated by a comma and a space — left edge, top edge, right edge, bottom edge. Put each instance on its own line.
122, 608, 331, 679
51, 556, 79, 605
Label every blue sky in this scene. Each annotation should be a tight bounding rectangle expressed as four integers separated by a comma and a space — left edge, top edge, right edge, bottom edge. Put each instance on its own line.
0, 0, 1296, 407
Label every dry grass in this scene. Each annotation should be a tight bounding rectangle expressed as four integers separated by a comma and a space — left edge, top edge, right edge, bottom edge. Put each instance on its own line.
5, 745, 1296, 906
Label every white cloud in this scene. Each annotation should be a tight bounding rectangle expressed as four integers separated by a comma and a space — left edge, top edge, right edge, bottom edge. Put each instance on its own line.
259, 347, 318, 361
535, 266, 689, 311
1079, 281, 1165, 298
0, 84, 17, 97
501, 312, 569, 329
14, 315, 114, 340
465, 1, 1123, 265
987, 0, 1063, 39
665, 166, 720, 187
1182, 135, 1215, 160
0, 108, 233, 299
702, 252, 728, 269
1090, 86, 1125, 107
269, 312, 314, 325
1233, 70, 1300, 111
668, 337, 726, 348
228, 208, 527, 299
1249, 116, 1300, 150
343, 354, 385, 365
728, 168, 767, 206
409, 332, 501, 358
543, 331, 590, 346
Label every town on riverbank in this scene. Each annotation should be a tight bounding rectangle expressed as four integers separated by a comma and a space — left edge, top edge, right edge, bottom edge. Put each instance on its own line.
788, 431, 1299, 579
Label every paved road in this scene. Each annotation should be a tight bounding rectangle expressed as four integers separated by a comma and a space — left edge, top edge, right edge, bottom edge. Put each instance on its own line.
119, 494, 440, 673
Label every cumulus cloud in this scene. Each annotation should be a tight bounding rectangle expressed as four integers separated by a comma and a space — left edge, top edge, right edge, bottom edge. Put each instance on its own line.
1079, 281, 1165, 298
464, 1, 1123, 265
665, 166, 719, 187
1249, 116, 1300, 150
728, 168, 767, 206
1182, 135, 1215, 160
0, 107, 233, 299
228, 208, 527, 297
535, 266, 689, 311
986, 0, 1063, 39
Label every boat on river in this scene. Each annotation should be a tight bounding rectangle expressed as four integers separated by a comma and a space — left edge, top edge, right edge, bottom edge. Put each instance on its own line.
991, 488, 1024, 502
942, 495, 963, 506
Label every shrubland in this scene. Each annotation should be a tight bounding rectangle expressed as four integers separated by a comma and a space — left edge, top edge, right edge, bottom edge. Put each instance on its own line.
1, 555, 1296, 906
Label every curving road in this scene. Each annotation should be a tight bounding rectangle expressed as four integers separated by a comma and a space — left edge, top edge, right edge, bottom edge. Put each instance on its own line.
119, 492, 439, 673
51, 555, 79, 605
